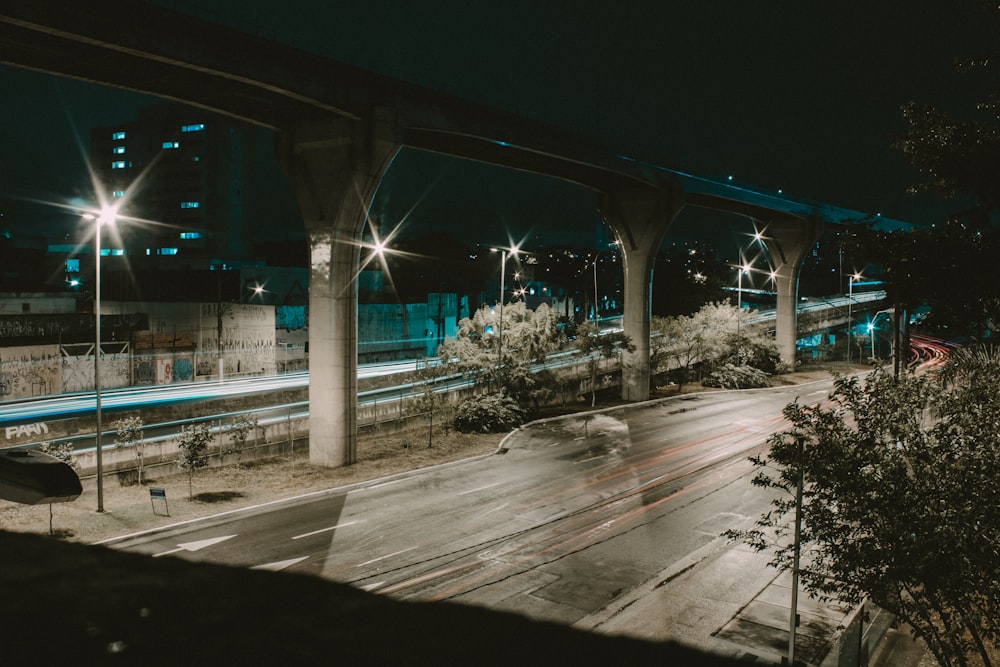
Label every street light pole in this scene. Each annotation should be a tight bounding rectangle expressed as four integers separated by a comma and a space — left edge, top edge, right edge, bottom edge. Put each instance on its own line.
736, 262, 751, 345
592, 254, 599, 323
94, 216, 104, 513
498, 248, 507, 372
869, 308, 893, 363
847, 272, 861, 365
87, 207, 116, 513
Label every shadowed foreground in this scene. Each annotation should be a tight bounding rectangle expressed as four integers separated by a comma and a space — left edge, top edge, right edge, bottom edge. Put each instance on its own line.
1, 530, 755, 665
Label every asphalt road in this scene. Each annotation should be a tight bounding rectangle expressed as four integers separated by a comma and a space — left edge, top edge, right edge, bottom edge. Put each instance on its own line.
106, 380, 833, 630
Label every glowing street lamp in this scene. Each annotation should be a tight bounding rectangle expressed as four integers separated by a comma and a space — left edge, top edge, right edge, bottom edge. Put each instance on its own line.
847, 272, 862, 365
490, 245, 520, 382
81, 204, 118, 513
736, 261, 752, 342
869, 308, 893, 362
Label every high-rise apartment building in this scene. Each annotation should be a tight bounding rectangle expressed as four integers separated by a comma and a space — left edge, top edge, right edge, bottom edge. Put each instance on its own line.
88, 103, 298, 269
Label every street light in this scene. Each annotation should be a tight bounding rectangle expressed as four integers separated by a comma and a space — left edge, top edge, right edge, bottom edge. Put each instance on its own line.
736, 261, 752, 342
847, 272, 861, 365
490, 245, 520, 381
591, 241, 619, 323
869, 308, 893, 362
82, 204, 118, 513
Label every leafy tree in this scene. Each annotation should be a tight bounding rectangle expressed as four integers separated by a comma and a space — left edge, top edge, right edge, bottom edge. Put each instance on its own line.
113, 416, 146, 486
849, 221, 1000, 342
881, 3, 1000, 341
39, 441, 79, 471
177, 423, 213, 499
729, 357, 1000, 667
573, 321, 635, 407
408, 364, 453, 447
438, 301, 565, 412
650, 302, 779, 391
222, 413, 258, 464
39, 441, 80, 536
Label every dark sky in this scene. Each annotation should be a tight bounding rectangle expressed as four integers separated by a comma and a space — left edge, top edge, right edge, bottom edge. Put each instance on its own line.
2, 1, 996, 251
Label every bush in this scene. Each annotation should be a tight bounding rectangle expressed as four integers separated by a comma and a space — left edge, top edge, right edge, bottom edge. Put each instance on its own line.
453, 393, 526, 433
703, 363, 771, 389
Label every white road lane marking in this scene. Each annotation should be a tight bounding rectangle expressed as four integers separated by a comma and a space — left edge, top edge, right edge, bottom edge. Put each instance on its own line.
291, 520, 360, 540
252, 557, 309, 572
456, 482, 502, 496
356, 546, 418, 567
153, 534, 236, 558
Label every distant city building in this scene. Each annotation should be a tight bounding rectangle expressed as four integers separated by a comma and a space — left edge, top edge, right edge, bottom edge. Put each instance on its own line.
87, 102, 300, 271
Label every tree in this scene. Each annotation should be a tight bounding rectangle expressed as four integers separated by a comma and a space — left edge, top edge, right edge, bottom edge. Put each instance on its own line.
409, 364, 452, 447
573, 321, 635, 407
650, 302, 780, 391
38, 441, 80, 536
177, 423, 213, 499
883, 3, 1000, 341
438, 301, 565, 413
222, 413, 258, 464
113, 416, 146, 486
729, 358, 1000, 667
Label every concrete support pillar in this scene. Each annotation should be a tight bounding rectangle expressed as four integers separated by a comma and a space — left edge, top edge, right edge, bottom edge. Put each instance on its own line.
763, 216, 823, 367
277, 114, 399, 467
600, 184, 683, 401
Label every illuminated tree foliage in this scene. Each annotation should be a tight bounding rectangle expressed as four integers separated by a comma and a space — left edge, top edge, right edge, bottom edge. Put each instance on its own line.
650, 301, 781, 391
438, 301, 565, 409
573, 321, 635, 407
113, 416, 145, 486
177, 423, 213, 499
731, 353, 1000, 667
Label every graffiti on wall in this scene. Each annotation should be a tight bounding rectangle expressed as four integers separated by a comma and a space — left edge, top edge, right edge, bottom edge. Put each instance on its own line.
0, 344, 61, 399
61, 342, 131, 393
5, 422, 49, 441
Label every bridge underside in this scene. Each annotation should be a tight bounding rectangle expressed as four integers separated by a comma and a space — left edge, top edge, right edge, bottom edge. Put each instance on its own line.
0, 1, 872, 468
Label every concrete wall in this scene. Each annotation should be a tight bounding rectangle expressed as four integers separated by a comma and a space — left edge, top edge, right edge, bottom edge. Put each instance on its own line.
0, 293, 77, 315
0, 343, 61, 398
108, 301, 276, 379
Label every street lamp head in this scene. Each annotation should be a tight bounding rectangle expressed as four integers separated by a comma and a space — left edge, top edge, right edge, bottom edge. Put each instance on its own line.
97, 204, 119, 227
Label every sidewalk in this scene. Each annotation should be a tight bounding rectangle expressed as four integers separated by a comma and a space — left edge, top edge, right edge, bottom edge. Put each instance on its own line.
579, 531, 936, 666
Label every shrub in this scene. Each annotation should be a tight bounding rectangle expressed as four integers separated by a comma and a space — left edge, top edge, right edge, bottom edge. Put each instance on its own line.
453, 393, 526, 433
703, 363, 771, 389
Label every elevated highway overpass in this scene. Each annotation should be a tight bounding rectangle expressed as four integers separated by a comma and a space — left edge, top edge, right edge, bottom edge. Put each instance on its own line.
0, 0, 911, 468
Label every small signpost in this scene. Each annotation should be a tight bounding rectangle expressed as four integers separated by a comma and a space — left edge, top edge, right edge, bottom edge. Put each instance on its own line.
149, 487, 169, 516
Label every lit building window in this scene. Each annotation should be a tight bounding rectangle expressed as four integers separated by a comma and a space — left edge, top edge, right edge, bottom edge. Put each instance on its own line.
179, 232, 202, 240
112, 161, 127, 169
66, 259, 80, 272
158, 248, 179, 255
100, 248, 124, 257
181, 123, 205, 133
113, 146, 126, 155
112, 131, 126, 140
180, 201, 200, 209
162, 141, 180, 149
112, 190, 125, 198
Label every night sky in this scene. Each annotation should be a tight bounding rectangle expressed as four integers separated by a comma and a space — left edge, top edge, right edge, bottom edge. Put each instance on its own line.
1, 1, 996, 252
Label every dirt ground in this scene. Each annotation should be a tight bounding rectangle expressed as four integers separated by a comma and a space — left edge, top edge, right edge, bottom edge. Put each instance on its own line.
0, 362, 862, 545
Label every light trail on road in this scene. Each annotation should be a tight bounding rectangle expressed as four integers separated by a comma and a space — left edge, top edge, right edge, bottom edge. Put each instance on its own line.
106, 379, 843, 634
